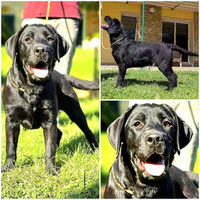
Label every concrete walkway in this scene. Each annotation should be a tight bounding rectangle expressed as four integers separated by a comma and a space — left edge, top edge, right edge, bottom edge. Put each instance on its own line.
101, 64, 199, 71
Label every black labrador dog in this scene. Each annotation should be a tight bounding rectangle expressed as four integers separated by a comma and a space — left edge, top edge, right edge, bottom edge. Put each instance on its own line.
104, 103, 199, 198
2, 24, 98, 174
101, 16, 198, 90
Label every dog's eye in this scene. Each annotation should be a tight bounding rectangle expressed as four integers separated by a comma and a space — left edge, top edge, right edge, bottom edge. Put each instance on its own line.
134, 121, 142, 128
164, 121, 172, 127
25, 37, 32, 43
47, 36, 54, 42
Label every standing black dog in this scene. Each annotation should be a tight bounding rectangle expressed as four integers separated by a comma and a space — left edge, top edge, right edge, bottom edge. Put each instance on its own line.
101, 16, 198, 90
2, 24, 98, 174
104, 103, 199, 198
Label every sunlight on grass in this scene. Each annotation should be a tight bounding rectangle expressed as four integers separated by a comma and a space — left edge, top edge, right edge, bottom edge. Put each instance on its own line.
101, 69, 199, 99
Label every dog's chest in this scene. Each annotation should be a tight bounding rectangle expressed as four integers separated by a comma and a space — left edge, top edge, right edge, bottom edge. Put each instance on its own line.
12, 87, 57, 129
20, 99, 55, 129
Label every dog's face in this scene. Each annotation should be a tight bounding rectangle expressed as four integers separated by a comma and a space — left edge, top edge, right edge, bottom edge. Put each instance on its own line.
5, 24, 69, 83
101, 15, 124, 35
107, 104, 193, 183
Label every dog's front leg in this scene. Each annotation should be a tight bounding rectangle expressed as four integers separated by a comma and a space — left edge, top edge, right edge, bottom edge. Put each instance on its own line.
116, 64, 127, 87
2, 118, 20, 172
42, 121, 57, 174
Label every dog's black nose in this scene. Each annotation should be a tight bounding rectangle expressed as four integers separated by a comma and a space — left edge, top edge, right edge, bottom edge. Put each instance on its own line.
34, 46, 47, 56
146, 134, 163, 146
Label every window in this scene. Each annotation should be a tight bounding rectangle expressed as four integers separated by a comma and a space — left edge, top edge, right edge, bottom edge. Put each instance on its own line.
162, 22, 174, 44
121, 15, 138, 40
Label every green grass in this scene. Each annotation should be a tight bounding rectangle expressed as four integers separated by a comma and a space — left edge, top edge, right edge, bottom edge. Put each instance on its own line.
101, 69, 199, 99
1, 46, 99, 199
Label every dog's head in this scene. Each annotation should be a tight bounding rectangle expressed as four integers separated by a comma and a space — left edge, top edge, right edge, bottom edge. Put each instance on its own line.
5, 24, 69, 83
107, 103, 193, 183
101, 15, 124, 35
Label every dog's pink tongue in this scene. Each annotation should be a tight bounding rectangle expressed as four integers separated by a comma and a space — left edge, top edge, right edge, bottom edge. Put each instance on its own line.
33, 67, 48, 78
145, 160, 165, 176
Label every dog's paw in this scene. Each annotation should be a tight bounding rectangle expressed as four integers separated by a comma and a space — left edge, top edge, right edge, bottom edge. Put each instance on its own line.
46, 166, 60, 176
1, 160, 16, 173
115, 84, 124, 88
166, 87, 173, 91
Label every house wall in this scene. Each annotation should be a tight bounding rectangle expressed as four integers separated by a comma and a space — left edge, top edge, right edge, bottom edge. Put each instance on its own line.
142, 5, 162, 42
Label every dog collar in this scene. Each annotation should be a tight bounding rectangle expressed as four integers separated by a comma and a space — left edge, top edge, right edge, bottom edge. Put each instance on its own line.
111, 36, 127, 47
9, 73, 25, 92
112, 168, 134, 195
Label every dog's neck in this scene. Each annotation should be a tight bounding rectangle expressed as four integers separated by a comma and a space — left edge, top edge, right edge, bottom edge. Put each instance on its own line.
110, 35, 127, 47
9, 61, 50, 101
109, 32, 127, 47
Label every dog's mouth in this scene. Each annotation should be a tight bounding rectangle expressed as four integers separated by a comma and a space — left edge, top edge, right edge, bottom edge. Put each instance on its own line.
28, 61, 49, 79
137, 153, 165, 177
101, 24, 109, 30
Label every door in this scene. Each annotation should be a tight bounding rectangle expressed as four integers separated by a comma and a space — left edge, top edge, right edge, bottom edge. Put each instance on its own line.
176, 23, 188, 62
162, 21, 189, 62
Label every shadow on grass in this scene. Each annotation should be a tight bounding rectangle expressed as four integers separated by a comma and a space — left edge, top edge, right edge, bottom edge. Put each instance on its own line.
57, 111, 99, 160
57, 129, 99, 154
124, 78, 169, 88
101, 72, 118, 81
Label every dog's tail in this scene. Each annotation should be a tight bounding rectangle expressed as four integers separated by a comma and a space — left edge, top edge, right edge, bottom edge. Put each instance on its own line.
167, 43, 198, 56
64, 75, 99, 90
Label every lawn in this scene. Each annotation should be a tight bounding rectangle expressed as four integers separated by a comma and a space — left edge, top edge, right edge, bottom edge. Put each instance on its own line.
101, 68, 199, 99
1, 46, 100, 199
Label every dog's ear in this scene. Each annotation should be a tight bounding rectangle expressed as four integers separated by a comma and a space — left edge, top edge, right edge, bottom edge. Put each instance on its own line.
47, 24, 69, 62
177, 117, 193, 152
5, 25, 28, 61
107, 105, 136, 158
108, 19, 124, 35
163, 104, 193, 155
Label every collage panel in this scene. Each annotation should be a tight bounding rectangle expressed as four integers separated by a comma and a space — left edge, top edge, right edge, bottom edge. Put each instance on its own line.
1, 1, 99, 199
101, 100, 199, 198
101, 1, 199, 100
